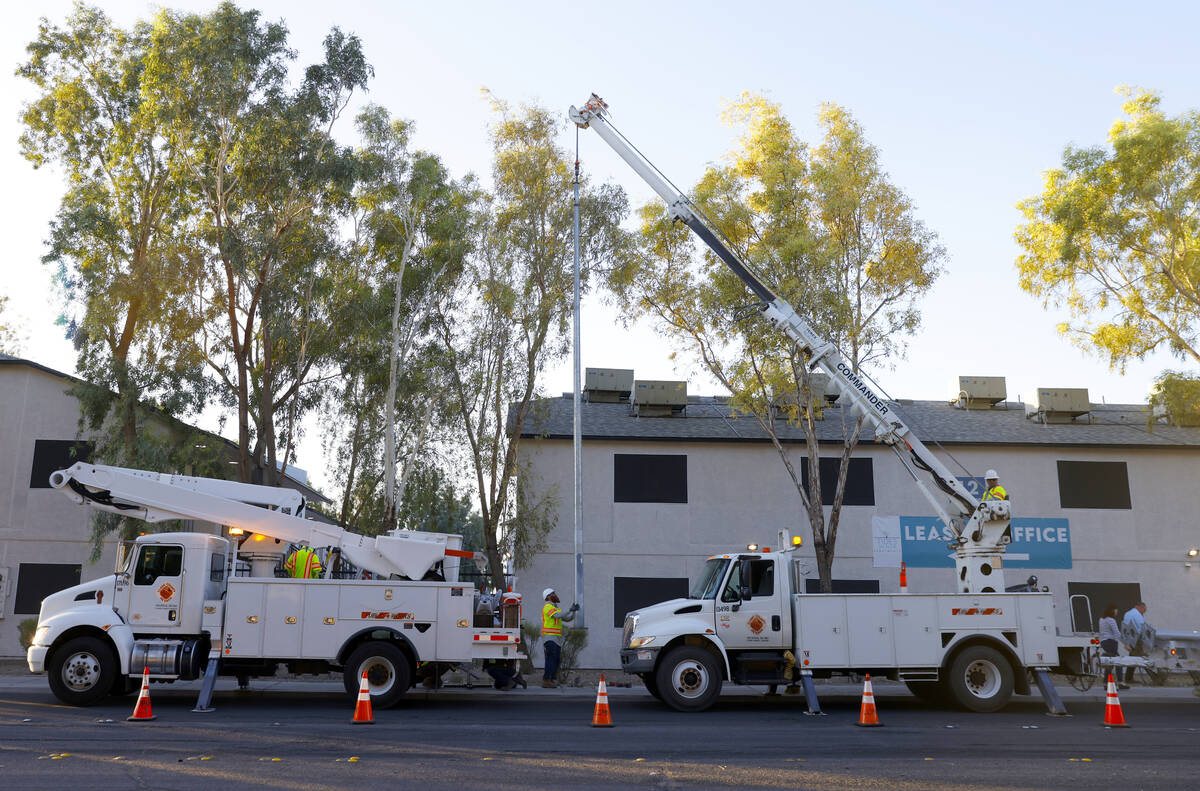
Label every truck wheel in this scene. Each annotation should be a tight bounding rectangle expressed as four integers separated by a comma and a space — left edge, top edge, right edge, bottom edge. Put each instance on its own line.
47, 636, 118, 706
641, 672, 663, 701
947, 645, 1014, 713
654, 646, 721, 712
343, 642, 412, 709
904, 680, 951, 706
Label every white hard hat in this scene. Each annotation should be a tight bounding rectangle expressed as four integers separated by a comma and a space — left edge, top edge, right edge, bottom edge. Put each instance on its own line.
542, 588, 555, 600
984, 469, 999, 480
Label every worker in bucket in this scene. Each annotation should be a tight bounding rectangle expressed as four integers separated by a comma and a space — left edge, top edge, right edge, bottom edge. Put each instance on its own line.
982, 470, 1008, 501
283, 544, 323, 578
541, 588, 578, 688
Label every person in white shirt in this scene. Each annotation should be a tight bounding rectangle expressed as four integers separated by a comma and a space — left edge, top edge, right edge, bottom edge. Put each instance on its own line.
1120, 602, 1155, 685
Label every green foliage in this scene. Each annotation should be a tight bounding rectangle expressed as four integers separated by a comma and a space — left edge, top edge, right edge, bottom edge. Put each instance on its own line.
557, 627, 588, 681
1149, 371, 1200, 427
1015, 88, 1200, 372
18, 617, 39, 651
607, 94, 943, 591
437, 94, 628, 584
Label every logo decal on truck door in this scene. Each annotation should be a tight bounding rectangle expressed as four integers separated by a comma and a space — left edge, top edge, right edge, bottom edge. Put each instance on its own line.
157, 582, 176, 602
748, 614, 766, 634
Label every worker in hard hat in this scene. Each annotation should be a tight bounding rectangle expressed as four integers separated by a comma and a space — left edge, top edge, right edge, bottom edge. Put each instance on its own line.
283, 545, 323, 578
541, 587, 578, 688
982, 470, 1008, 501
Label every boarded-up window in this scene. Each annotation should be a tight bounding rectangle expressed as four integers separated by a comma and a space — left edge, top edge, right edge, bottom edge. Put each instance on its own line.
613, 576, 689, 628
14, 563, 82, 614
1067, 581, 1142, 633
1057, 461, 1131, 509
614, 454, 687, 503
29, 439, 93, 488
800, 457, 875, 506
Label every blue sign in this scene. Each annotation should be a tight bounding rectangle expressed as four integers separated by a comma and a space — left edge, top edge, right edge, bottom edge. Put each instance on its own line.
957, 477, 987, 498
899, 516, 1072, 569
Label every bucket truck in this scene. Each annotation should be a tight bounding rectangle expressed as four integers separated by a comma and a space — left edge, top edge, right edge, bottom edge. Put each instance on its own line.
571, 94, 1090, 713
26, 463, 523, 708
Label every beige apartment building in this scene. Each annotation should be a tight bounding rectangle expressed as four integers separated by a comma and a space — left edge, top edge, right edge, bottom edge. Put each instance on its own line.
515, 372, 1200, 670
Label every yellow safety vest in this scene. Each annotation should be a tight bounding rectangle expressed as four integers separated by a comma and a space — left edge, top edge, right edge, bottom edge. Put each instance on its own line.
285, 547, 322, 579
542, 601, 562, 637
983, 485, 1008, 501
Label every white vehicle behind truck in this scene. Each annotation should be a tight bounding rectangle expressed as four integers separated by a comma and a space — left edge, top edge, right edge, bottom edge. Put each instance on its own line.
27, 464, 522, 708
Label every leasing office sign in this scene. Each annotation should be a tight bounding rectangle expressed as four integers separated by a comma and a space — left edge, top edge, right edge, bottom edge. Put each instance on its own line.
872, 515, 1072, 569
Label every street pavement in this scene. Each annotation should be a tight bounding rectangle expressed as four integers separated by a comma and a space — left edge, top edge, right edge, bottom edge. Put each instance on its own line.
1, 673, 1197, 790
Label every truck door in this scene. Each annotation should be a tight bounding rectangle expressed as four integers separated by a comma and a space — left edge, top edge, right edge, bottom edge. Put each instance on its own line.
717, 556, 786, 650
127, 543, 185, 630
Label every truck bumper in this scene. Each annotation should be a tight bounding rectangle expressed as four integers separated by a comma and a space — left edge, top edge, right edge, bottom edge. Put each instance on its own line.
619, 647, 659, 674
27, 645, 48, 673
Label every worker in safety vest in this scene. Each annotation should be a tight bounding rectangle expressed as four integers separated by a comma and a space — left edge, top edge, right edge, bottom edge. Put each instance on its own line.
284, 545, 323, 579
982, 469, 1008, 501
541, 588, 578, 688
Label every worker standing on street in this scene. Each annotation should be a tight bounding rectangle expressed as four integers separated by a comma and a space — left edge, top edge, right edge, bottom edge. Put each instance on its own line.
284, 545, 323, 579
541, 587, 578, 688
982, 470, 1008, 501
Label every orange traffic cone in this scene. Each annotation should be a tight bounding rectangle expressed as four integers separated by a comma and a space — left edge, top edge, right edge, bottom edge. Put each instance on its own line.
855, 673, 882, 727
351, 671, 374, 724
1103, 673, 1129, 728
127, 666, 156, 721
591, 673, 613, 727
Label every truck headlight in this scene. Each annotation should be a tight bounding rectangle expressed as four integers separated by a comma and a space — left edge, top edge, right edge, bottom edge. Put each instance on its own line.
33, 626, 52, 646
629, 636, 656, 649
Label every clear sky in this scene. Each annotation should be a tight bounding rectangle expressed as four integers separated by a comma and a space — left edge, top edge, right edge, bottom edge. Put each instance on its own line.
4, 1, 1199, 490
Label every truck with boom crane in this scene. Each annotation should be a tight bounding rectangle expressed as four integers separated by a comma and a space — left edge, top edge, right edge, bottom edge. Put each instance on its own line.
570, 94, 1090, 713
26, 464, 522, 708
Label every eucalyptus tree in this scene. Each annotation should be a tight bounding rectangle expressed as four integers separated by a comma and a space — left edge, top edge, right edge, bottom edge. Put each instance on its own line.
141, 2, 372, 484
436, 94, 629, 582
609, 95, 943, 591
1016, 88, 1200, 423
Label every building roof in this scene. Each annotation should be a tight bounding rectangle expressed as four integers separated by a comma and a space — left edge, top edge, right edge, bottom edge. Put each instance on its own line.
1, 353, 332, 501
515, 394, 1200, 449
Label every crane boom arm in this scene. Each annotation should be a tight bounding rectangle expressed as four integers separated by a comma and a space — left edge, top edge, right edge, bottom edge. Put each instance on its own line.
50, 463, 482, 581
571, 95, 1013, 592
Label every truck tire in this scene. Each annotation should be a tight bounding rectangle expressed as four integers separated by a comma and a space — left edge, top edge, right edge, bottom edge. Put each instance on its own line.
947, 645, 1014, 713
654, 645, 721, 712
47, 636, 119, 706
904, 680, 951, 706
343, 641, 412, 709
641, 672, 663, 701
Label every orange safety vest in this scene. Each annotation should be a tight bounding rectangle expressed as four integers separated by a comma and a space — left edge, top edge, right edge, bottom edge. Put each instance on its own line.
285, 547, 322, 579
542, 601, 562, 638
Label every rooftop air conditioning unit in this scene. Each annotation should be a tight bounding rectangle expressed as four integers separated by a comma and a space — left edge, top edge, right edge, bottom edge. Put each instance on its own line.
953, 376, 1006, 409
633, 380, 687, 417
584, 367, 634, 403
1029, 387, 1090, 423
770, 373, 832, 420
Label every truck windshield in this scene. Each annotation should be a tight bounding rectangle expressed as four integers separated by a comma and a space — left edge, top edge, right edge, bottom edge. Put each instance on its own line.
689, 559, 729, 599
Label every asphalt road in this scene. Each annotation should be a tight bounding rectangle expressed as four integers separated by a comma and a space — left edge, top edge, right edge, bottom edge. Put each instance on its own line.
1, 682, 1198, 790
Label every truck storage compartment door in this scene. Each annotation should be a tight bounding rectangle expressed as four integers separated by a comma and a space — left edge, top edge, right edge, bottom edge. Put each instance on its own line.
435, 585, 473, 661
795, 596, 849, 667
224, 581, 265, 657
301, 584, 340, 659
891, 595, 940, 667
263, 582, 304, 658
846, 596, 895, 666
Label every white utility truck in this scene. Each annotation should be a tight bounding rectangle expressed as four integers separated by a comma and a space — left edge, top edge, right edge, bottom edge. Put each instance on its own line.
570, 94, 1089, 713
27, 464, 522, 708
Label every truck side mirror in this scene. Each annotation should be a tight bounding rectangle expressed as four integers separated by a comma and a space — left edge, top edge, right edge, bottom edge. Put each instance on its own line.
738, 558, 754, 601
